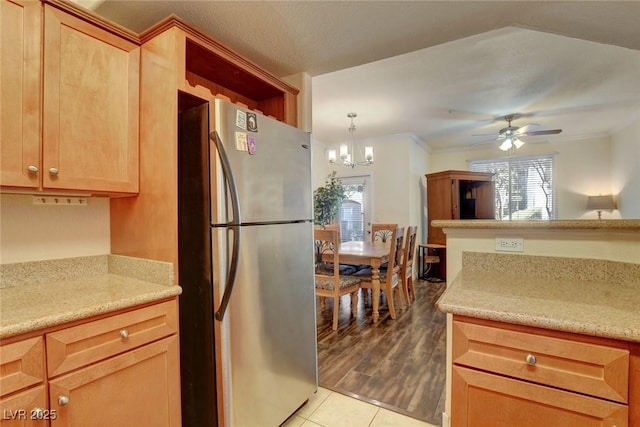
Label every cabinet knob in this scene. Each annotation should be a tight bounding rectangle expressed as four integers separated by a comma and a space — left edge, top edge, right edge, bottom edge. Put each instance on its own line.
525, 354, 537, 366
31, 408, 45, 419
120, 329, 130, 339
49, 167, 59, 176
58, 395, 70, 406
27, 165, 39, 174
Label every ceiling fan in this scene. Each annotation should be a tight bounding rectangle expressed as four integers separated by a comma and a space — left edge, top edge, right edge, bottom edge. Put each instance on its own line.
473, 114, 563, 151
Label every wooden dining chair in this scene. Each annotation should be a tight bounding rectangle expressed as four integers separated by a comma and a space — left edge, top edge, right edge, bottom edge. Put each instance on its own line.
400, 225, 418, 306
371, 223, 398, 243
314, 228, 361, 330
357, 226, 404, 319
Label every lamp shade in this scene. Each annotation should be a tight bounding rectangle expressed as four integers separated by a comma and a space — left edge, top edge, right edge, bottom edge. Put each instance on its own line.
586, 194, 616, 211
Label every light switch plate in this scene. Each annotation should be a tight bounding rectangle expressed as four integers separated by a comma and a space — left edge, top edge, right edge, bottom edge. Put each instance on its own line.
495, 236, 524, 252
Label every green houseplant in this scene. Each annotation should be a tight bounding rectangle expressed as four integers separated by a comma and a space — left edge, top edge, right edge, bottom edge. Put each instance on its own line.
313, 171, 346, 226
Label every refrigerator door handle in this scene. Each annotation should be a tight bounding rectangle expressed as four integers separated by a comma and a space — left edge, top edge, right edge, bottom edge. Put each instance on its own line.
211, 131, 242, 321
210, 131, 242, 225
214, 225, 240, 321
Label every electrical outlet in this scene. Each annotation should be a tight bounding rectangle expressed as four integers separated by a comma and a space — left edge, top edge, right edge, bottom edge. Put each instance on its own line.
495, 236, 524, 252
33, 196, 87, 206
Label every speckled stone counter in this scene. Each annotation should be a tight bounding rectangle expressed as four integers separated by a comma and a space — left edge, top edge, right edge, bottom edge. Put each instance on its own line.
431, 218, 640, 231
0, 255, 181, 339
436, 252, 640, 343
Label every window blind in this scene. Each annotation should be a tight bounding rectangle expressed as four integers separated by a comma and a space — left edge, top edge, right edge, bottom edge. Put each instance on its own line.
338, 178, 365, 241
470, 154, 555, 220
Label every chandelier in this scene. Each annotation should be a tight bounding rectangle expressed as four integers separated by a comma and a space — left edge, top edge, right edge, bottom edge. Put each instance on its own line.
328, 113, 373, 168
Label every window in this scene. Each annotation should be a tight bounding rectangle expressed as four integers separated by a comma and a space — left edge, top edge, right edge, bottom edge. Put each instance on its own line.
338, 176, 370, 242
470, 154, 555, 220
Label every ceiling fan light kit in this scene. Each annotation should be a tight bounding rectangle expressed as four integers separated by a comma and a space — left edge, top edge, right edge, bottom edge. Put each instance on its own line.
474, 114, 563, 151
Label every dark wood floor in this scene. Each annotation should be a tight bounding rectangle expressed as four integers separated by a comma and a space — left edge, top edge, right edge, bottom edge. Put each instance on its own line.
316, 278, 447, 425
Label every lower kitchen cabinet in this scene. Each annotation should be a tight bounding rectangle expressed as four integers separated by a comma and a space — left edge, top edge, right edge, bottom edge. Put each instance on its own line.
0, 299, 180, 426
452, 366, 628, 427
49, 336, 180, 426
451, 316, 636, 427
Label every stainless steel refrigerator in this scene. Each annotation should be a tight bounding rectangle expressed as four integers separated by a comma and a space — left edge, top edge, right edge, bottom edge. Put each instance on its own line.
178, 98, 317, 427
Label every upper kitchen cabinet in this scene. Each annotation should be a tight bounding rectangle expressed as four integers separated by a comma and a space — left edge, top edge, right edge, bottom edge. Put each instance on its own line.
1, 1, 139, 195
42, 4, 139, 194
0, 0, 41, 189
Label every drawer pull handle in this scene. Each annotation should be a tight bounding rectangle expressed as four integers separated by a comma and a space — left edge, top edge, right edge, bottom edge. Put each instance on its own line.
58, 395, 70, 406
120, 329, 130, 339
525, 354, 537, 366
27, 165, 39, 174
49, 167, 59, 176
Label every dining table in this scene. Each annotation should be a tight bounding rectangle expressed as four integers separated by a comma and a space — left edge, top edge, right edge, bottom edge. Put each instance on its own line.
336, 240, 390, 323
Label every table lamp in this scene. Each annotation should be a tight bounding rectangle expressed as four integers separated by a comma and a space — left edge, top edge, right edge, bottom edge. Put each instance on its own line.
586, 194, 616, 219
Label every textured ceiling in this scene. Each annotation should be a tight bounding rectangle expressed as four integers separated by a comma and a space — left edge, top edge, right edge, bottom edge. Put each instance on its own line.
91, 1, 640, 151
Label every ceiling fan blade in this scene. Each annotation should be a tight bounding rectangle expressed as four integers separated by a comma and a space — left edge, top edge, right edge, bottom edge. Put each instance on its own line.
515, 123, 540, 134
520, 129, 562, 136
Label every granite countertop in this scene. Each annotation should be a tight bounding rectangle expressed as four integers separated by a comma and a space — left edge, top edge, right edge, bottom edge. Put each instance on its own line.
437, 267, 640, 343
0, 255, 182, 339
431, 219, 640, 230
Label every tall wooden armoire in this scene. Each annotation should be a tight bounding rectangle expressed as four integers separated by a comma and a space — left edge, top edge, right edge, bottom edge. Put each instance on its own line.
425, 170, 495, 279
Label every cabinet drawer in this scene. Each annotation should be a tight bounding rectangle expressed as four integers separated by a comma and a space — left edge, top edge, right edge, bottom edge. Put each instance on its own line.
0, 337, 45, 397
453, 320, 629, 403
46, 300, 178, 377
452, 366, 628, 427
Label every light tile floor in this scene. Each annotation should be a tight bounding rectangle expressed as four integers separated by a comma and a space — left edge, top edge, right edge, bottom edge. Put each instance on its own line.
282, 387, 440, 427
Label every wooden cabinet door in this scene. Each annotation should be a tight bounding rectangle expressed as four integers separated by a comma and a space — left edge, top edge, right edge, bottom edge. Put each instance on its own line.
452, 366, 628, 427
42, 5, 139, 194
49, 336, 180, 427
0, 386, 48, 427
0, 0, 41, 189
474, 181, 495, 219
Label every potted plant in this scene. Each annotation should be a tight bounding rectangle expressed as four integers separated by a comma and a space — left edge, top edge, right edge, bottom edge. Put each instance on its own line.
313, 171, 346, 226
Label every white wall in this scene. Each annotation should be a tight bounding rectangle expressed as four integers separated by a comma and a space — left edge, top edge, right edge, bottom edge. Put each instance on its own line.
0, 194, 111, 264
282, 72, 313, 134
411, 138, 431, 243
611, 114, 640, 218
429, 135, 619, 219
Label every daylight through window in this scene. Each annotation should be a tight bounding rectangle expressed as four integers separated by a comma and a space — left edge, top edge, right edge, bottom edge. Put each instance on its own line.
470, 154, 555, 220
338, 178, 366, 241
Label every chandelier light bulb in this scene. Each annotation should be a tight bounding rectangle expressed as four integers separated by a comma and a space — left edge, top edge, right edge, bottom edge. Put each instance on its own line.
339, 144, 349, 160
365, 146, 374, 162
327, 149, 337, 163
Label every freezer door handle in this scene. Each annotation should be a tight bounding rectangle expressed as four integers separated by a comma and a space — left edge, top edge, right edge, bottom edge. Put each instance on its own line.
211, 131, 242, 321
